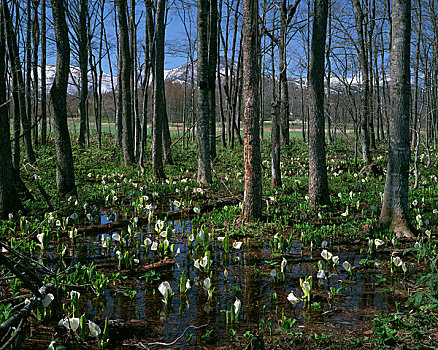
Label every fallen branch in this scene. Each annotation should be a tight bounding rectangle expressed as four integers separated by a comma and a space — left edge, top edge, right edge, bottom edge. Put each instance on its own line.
136, 323, 208, 348
0, 284, 52, 334
141, 257, 175, 272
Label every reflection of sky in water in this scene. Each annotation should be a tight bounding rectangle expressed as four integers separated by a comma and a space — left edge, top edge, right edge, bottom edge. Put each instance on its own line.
41, 205, 402, 346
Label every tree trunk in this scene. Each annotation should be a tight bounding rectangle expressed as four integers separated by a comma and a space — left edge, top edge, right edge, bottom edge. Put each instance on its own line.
3, 1, 35, 164
197, 0, 212, 184
308, 0, 330, 207
379, 0, 413, 238
242, 0, 262, 220
208, 0, 218, 159
26, 0, 32, 146
32, 0, 39, 146
279, 1, 289, 147
78, 0, 88, 147
41, 0, 47, 145
0, 10, 21, 218
50, 0, 76, 196
151, 0, 166, 180
351, 0, 371, 165
116, 0, 135, 166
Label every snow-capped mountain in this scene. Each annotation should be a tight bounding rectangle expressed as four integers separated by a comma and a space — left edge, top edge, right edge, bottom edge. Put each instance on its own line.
163, 57, 238, 85
39, 65, 115, 95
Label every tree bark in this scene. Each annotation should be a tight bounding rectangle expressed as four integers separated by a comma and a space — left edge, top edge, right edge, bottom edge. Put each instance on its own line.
242, 0, 262, 220
152, 0, 166, 180
78, 0, 88, 148
3, 1, 35, 164
197, 0, 212, 184
279, 0, 289, 147
308, 0, 330, 207
0, 10, 21, 218
41, 0, 47, 145
379, 0, 413, 238
208, 0, 218, 159
50, 0, 76, 196
351, 0, 371, 165
116, 0, 135, 166
32, 0, 39, 146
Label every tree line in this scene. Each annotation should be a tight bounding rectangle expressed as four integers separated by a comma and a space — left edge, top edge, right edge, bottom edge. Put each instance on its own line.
0, 0, 430, 238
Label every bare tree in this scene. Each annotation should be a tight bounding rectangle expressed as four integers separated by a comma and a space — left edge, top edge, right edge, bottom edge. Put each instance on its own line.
116, 0, 135, 166
77, 0, 88, 147
208, 0, 218, 159
3, 1, 36, 164
0, 9, 21, 218
50, 0, 77, 196
308, 0, 330, 207
151, 0, 166, 180
41, 0, 47, 145
351, 0, 371, 165
379, 0, 413, 238
242, 0, 262, 220
196, 0, 212, 184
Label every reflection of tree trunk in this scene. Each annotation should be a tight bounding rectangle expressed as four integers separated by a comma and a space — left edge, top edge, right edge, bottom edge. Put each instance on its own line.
242, 0, 262, 220
379, 0, 413, 238
308, 0, 330, 207
50, 0, 76, 196
0, 11, 21, 218
3, 1, 35, 164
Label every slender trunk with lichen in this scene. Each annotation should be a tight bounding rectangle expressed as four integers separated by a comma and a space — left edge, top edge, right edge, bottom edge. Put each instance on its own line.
352, 0, 371, 165
50, 0, 76, 196
116, 0, 134, 166
197, 0, 212, 184
379, 0, 413, 238
242, 0, 262, 220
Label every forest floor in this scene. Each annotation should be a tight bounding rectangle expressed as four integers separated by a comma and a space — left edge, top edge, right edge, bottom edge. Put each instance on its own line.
1, 133, 437, 349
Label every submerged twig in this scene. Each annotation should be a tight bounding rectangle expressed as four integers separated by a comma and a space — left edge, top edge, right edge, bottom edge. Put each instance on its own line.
136, 323, 208, 348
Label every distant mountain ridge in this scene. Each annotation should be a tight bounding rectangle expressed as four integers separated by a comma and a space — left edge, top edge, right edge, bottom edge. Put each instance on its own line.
38, 60, 362, 95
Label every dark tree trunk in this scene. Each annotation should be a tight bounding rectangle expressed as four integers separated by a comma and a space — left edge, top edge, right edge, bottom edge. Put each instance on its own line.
208, 0, 218, 159
26, 0, 32, 146
279, 1, 289, 147
242, 0, 262, 220
78, 0, 88, 147
116, 0, 135, 166
197, 0, 212, 184
3, 1, 35, 164
162, 105, 173, 164
0, 10, 21, 218
379, 0, 413, 238
50, 0, 76, 196
151, 0, 166, 180
41, 0, 47, 145
352, 0, 371, 165
32, 0, 39, 146
308, 0, 330, 207
270, 45, 281, 189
